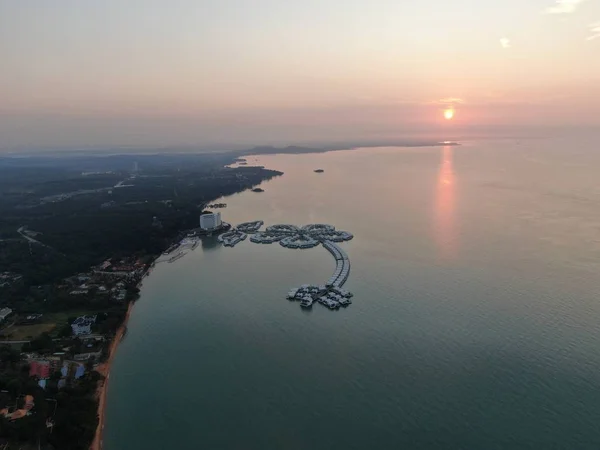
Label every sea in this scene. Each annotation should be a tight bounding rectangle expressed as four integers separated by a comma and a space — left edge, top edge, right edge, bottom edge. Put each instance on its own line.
104, 139, 600, 449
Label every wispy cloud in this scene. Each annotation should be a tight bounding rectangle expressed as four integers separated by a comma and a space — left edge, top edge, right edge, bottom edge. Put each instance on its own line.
587, 22, 600, 40
500, 37, 511, 49
545, 0, 587, 14
433, 98, 465, 105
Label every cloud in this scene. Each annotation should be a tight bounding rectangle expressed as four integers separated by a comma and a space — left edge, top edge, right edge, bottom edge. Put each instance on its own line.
545, 0, 587, 14
433, 98, 466, 105
500, 37, 511, 49
587, 22, 600, 40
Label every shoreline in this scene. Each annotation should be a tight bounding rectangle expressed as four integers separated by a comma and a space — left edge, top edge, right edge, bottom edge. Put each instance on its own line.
86, 201, 235, 449
90, 299, 135, 450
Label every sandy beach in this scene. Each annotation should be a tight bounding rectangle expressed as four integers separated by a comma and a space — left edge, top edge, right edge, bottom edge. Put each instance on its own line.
90, 300, 135, 450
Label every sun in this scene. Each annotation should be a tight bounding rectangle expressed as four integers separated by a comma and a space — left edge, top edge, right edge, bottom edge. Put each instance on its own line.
444, 108, 455, 120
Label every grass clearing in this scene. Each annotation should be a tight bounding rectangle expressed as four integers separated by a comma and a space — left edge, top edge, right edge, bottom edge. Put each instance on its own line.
44, 310, 99, 326
3, 323, 57, 340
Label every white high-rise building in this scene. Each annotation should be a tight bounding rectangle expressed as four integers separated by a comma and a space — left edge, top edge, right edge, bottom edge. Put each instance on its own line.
200, 212, 222, 230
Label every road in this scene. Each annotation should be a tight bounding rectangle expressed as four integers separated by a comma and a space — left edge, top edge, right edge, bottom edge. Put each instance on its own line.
17, 226, 46, 246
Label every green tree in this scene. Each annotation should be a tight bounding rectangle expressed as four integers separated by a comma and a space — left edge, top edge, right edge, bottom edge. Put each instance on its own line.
0, 345, 21, 365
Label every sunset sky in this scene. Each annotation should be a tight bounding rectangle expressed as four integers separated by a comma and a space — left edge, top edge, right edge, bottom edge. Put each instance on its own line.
1, 0, 599, 149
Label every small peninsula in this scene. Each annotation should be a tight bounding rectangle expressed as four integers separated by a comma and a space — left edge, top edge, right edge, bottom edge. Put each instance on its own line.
238, 140, 460, 157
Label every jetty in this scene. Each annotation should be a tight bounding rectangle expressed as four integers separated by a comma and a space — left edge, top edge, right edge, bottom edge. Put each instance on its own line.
285, 241, 352, 310
322, 241, 350, 287
219, 220, 355, 310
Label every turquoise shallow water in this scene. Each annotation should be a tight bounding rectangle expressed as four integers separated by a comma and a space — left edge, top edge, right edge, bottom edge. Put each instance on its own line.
105, 140, 600, 449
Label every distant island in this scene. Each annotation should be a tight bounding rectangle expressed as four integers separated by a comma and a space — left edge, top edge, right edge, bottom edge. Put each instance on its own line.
238, 140, 460, 157
7, 140, 460, 158
314, 169, 324, 173
252, 187, 265, 193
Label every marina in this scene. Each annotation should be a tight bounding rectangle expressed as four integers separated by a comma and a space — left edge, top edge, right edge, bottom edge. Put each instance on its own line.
220, 220, 355, 309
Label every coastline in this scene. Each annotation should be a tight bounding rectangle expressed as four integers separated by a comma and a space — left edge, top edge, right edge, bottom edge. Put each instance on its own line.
86, 194, 252, 449
89, 243, 177, 450
90, 299, 135, 450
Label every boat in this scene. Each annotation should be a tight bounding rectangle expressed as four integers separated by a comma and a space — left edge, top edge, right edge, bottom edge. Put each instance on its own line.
168, 251, 186, 263
163, 243, 179, 255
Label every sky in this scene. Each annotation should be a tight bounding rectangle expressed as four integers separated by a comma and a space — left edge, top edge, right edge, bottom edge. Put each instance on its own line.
1, 0, 599, 150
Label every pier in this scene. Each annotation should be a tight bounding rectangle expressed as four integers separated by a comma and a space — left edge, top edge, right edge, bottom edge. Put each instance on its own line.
322, 241, 350, 288
219, 220, 355, 310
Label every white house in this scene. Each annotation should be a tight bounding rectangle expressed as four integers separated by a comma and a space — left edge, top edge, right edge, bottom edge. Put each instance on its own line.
71, 315, 97, 336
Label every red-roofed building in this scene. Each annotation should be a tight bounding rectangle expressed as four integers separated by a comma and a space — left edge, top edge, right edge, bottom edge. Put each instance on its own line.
29, 360, 51, 379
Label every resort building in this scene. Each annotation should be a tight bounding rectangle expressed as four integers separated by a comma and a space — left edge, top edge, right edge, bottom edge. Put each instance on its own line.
200, 212, 222, 230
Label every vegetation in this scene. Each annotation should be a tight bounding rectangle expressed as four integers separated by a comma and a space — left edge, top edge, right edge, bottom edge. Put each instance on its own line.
0, 344, 100, 450
0, 152, 282, 449
1, 324, 56, 341
0, 153, 281, 303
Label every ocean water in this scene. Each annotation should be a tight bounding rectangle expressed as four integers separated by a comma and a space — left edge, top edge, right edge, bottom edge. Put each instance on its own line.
105, 139, 600, 449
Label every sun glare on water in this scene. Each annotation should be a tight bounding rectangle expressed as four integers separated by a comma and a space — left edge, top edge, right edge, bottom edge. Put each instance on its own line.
444, 108, 455, 120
